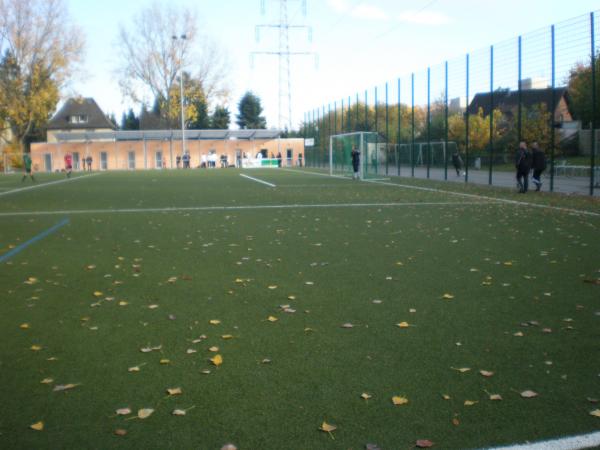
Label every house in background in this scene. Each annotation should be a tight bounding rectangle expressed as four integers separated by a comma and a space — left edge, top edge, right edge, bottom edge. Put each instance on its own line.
46, 97, 117, 143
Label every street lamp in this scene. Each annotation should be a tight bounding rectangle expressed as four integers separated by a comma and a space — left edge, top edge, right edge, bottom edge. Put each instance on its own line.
172, 34, 187, 157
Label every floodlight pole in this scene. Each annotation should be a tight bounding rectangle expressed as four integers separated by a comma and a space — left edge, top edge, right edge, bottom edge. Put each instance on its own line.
172, 34, 187, 158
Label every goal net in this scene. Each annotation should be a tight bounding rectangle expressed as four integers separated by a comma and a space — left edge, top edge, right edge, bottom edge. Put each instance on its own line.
329, 132, 393, 180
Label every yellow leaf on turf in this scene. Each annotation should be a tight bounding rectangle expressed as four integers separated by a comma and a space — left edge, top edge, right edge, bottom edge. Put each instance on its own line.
480, 370, 495, 377
167, 387, 182, 396
209, 320, 221, 325
160, 359, 171, 365
267, 316, 278, 322
442, 394, 451, 400
93, 291, 103, 297
221, 335, 234, 340
319, 421, 337, 432
209, 346, 219, 352
392, 396, 409, 405
361, 393, 372, 400
137, 408, 154, 419
489, 394, 503, 401
442, 293, 454, 300
589, 409, 600, 417
464, 400, 478, 406
30, 421, 44, 431
40, 378, 54, 384
30, 345, 42, 351
210, 354, 223, 366
118, 301, 128, 306
20, 323, 30, 329
396, 322, 410, 328
268, 285, 277, 289
451, 367, 471, 373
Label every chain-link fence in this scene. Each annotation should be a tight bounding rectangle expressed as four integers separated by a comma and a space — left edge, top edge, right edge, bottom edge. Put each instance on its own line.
302, 11, 600, 196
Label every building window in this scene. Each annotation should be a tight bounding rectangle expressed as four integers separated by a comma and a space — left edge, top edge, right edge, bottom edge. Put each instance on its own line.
68, 115, 88, 124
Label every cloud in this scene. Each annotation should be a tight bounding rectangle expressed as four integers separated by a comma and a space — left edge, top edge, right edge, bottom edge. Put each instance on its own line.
351, 4, 388, 21
397, 10, 451, 26
328, 0, 350, 13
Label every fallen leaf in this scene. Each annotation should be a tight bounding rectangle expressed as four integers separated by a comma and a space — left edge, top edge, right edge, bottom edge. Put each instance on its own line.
20, 323, 30, 329
159, 359, 171, 365
93, 291, 103, 297
186, 349, 197, 354
442, 293, 454, 300
148, 304, 159, 309
40, 378, 53, 384
137, 408, 154, 419
442, 394, 451, 400
30, 345, 42, 351
114, 429, 127, 436
365, 444, 381, 450
221, 334, 234, 340
489, 394, 503, 401
590, 409, 600, 417
341, 323, 354, 328
361, 393, 372, 400
30, 421, 44, 431
479, 370, 494, 377
464, 400, 478, 406
268, 285, 278, 289
53, 383, 79, 392
396, 322, 410, 328
209, 320, 221, 325
267, 316, 278, 322
520, 390, 539, 398
116, 408, 132, 415
210, 354, 223, 367
167, 387, 182, 396
451, 367, 471, 373
452, 417, 460, 426
209, 346, 219, 352
513, 331, 524, 337
416, 440, 434, 448
392, 396, 409, 405
172, 409, 187, 416
118, 301, 128, 306
319, 421, 337, 432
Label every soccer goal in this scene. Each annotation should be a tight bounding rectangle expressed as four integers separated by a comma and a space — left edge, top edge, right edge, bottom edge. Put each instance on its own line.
329, 131, 394, 180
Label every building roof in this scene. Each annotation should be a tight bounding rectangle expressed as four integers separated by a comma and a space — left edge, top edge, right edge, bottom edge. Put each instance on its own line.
47, 98, 117, 130
52, 129, 282, 142
467, 87, 568, 116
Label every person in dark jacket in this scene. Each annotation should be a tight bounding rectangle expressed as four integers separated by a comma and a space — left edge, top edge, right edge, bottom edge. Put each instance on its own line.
451, 150, 463, 176
351, 147, 360, 179
515, 141, 532, 193
530, 142, 547, 192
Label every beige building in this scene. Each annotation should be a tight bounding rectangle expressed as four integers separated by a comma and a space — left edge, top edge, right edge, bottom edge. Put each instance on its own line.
31, 130, 304, 172
31, 97, 305, 171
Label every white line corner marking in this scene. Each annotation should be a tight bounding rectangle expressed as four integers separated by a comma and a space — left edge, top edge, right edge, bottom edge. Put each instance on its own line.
240, 173, 276, 187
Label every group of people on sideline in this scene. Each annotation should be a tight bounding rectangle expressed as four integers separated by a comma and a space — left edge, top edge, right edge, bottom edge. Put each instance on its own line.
515, 141, 547, 193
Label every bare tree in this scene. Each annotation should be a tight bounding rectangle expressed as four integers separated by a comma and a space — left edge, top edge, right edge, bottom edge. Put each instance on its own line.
0, 0, 84, 153
116, 2, 230, 124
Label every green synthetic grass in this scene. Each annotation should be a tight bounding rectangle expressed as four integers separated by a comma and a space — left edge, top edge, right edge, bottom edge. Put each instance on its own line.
0, 169, 599, 449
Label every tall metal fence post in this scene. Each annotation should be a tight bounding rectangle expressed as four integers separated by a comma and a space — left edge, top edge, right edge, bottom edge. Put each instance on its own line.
411, 73, 415, 177
333, 101, 337, 171
365, 90, 368, 131
356, 93, 359, 132
385, 81, 389, 176
444, 61, 449, 180
427, 66, 431, 179
398, 78, 401, 176
550, 25, 556, 192
518, 35, 522, 142
375, 86, 379, 174
465, 53, 470, 183
590, 12, 597, 196
489, 45, 494, 185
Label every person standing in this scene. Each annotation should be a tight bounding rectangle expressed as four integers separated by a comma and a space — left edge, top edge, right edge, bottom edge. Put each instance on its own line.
21, 153, 35, 182
64, 153, 73, 178
276, 151, 282, 168
451, 150, 463, 177
531, 142, 547, 192
176, 155, 181, 169
86, 155, 93, 172
515, 141, 531, 193
351, 147, 360, 180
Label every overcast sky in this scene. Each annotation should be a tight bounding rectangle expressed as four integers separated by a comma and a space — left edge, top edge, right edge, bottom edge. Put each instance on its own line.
67, 0, 600, 130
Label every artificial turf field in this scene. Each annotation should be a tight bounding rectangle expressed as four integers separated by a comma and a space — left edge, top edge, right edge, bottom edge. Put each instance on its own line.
0, 168, 598, 450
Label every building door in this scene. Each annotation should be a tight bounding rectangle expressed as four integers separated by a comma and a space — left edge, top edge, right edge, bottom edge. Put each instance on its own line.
155, 151, 163, 169
73, 152, 80, 170
44, 153, 52, 172
286, 149, 293, 166
100, 152, 108, 170
128, 152, 136, 170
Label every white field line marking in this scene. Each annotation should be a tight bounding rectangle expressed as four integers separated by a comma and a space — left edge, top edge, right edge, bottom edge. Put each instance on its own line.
282, 168, 600, 218
0, 201, 492, 218
0, 173, 103, 197
240, 173, 276, 187
482, 430, 600, 450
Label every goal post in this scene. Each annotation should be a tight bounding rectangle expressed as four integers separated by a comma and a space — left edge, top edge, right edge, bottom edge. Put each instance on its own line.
329, 131, 393, 179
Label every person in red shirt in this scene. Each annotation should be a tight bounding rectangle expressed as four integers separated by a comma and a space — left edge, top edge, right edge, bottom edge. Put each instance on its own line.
64, 153, 73, 178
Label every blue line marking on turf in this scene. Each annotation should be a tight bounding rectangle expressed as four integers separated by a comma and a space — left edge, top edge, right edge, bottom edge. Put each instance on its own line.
0, 217, 70, 263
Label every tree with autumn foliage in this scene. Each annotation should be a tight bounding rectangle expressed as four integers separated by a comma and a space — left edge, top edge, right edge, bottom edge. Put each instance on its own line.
0, 0, 84, 160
